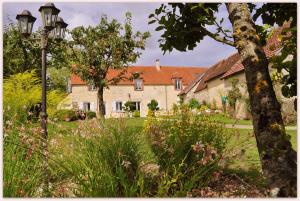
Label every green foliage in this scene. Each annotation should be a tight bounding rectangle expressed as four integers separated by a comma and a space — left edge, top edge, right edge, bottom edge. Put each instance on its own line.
212, 99, 217, 110
3, 71, 66, 123
86, 111, 96, 119
3, 22, 70, 78
149, 3, 223, 53
69, 12, 150, 90
172, 103, 179, 115
69, 13, 150, 117
52, 109, 78, 121
4, 122, 43, 197
133, 110, 140, 118
143, 106, 229, 196
123, 101, 136, 112
147, 99, 159, 111
227, 78, 242, 112
55, 120, 157, 197
47, 67, 70, 92
188, 98, 200, 109
251, 3, 297, 108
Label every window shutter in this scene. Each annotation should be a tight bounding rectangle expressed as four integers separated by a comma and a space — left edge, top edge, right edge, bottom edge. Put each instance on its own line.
79, 102, 84, 110
91, 102, 95, 111
112, 101, 116, 112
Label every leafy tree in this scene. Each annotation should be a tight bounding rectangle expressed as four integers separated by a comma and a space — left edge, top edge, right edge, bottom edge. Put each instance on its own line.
188, 98, 200, 109
251, 3, 297, 110
227, 78, 242, 117
147, 99, 159, 111
69, 13, 150, 117
149, 3, 296, 196
3, 21, 70, 78
47, 67, 70, 92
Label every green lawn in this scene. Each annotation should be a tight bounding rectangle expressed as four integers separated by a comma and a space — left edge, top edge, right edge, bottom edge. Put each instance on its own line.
210, 114, 252, 125
226, 129, 297, 170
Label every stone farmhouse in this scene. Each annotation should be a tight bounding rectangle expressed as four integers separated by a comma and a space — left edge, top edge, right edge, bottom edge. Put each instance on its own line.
69, 60, 206, 117
179, 26, 296, 121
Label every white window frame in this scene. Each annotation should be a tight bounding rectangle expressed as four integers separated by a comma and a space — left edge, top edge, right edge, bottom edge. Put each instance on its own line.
115, 101, 123, 112
175, 79, 182, 90
83, 102, 90, 111
134, 79, 143, 91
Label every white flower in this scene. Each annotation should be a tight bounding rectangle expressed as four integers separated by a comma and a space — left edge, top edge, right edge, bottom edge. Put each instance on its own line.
121, 160, 132, 168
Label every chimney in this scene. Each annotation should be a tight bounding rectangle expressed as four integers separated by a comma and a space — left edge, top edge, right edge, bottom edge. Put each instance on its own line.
155, 59, 161, 71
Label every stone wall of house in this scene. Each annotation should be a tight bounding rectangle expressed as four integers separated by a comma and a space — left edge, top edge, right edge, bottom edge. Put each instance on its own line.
70, 84, 184, 117
224, 72, 249, 119
206, 77, 226, 109
182, 85, 198, 103
193, 88, 209, 105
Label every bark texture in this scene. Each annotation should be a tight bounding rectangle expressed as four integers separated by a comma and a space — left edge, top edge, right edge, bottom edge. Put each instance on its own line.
226, 3, 297, 197
97, 86, 105, 118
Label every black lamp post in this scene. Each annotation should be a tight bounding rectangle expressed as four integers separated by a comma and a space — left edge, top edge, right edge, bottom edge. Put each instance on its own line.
16, 2, 67, 196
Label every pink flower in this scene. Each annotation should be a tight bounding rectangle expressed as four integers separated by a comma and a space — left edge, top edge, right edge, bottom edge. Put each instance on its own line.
192, 141, 204, 153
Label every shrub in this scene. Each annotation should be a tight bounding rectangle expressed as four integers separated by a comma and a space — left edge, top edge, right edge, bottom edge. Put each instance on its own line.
86, 111, 96, 119
199, 104, 209, 112
143, 106, 229, 196
188, 98, 200, 109
133, 110, 140, 118
53, 109, 78, 121
4, 71, 66, 124
147, 99, 159, 111
172, 103, 179, 115
123, 101, 136, 112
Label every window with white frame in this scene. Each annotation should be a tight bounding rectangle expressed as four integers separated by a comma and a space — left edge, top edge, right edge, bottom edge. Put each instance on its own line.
175, 78, 182, 90
116, 101, 123, 112
134, 79, 143, 91
88, 84, 97, 91
83, 102, 91, 111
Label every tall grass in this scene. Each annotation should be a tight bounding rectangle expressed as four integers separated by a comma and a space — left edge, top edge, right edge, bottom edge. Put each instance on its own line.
52, 119, 158, 197
3, 121, 44, 197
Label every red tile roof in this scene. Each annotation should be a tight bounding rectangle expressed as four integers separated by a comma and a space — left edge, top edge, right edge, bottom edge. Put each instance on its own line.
179, 72, 205, 95
71, 66, 207, 86
193, 53, 239, 93
193, 25, 286, 93
221, 26, 285, 79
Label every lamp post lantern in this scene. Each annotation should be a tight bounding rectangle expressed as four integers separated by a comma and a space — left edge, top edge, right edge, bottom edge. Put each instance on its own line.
16, 2, 67, 196
16, 10, 36, 37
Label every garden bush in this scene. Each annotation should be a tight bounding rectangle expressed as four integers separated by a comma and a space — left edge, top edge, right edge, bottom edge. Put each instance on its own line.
147, 99, 159, 111
133, 110, 140, 118
52, 109, 78, 121
86, 111, 96, 119
4, 71, 66, 124
143, 104, 230, 196
188, 98, 200, 109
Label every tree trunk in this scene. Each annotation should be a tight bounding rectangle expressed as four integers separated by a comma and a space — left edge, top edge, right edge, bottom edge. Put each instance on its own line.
97, 86, 105, 118
226, 3, 297, 197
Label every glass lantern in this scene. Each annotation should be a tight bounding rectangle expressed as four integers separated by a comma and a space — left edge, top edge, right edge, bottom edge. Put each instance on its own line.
53, 17, 68, 40
38, 3, 60, 30
16, 10, 36, 37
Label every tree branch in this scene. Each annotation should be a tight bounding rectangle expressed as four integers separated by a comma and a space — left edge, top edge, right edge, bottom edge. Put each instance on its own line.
191, 27, 235, 47
213, 19, 233, 38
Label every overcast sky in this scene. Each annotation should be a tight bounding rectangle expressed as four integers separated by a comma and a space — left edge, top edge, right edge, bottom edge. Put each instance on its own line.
3, 2, 250, 68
